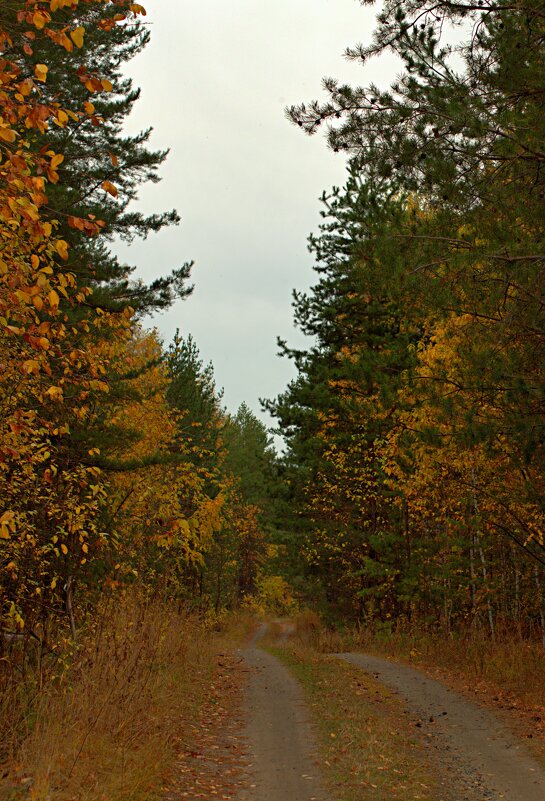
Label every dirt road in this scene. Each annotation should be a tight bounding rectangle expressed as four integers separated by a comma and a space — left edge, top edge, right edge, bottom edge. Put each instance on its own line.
233, 626, 545, 801
237, 624, 326, 801
340, 652, 545, 801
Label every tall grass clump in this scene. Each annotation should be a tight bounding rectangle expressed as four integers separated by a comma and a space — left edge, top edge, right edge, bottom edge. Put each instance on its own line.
1, 591, 216, 801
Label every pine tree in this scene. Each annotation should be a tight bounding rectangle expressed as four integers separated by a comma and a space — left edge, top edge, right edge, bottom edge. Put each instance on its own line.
279, 0, 545, 627
266, 168, 416, 619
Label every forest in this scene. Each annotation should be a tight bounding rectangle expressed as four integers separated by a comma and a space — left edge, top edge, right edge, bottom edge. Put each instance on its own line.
270, 0, 545, 640
1, 1, 545, 799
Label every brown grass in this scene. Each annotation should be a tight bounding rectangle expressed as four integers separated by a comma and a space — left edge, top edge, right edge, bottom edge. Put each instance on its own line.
1, 592, 217, 801
349, 624, 545, 708
293, 608, 344, 652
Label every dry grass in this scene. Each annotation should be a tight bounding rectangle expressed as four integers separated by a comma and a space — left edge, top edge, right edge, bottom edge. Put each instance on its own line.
293, 609, 344, 653
1, 592, 217, 801
217, 609, 261, 648
338, 622, 545, 766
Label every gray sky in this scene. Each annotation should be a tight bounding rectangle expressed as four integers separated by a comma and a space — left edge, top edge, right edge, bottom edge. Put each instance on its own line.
115, 0, 400, 435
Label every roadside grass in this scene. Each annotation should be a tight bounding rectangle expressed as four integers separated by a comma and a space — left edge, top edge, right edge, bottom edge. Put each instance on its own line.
1, 593, 219, 801
351, 624, 545, 701
269, 641, 443, 801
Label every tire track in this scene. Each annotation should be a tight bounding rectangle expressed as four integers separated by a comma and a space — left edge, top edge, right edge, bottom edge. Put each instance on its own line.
339, 652, 545, 801
237, 624, 326, 801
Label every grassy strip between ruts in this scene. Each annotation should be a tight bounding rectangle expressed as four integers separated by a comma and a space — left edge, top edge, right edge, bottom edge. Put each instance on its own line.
268, 641, 443, 801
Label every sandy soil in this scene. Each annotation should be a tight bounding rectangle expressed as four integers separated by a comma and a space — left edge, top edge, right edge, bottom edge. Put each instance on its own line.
237, 624, 326, 801
340, 652, 545, 801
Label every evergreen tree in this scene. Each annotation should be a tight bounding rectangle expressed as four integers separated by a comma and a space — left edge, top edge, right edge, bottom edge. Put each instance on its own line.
266, 169, 416, 619
288, 0, 545, 478
166, 332, 223, 470
276, 0, 545, 628
222, 403, 276, 508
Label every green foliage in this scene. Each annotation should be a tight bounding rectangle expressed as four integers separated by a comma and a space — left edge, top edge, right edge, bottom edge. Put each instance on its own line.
223, 403, 276, 508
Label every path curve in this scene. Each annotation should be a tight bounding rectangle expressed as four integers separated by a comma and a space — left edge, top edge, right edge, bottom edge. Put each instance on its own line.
237, 624, 326, 801
339, 652, 545, 801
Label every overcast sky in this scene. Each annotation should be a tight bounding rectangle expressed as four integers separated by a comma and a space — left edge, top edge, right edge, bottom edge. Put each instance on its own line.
115, 0, 400, 437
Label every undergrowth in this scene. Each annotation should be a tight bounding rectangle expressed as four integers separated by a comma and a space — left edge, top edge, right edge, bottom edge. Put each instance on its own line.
290, 608, 545, 764
292, 609, 545, 710
349, 623, 545, 712
0, 592, 217, 801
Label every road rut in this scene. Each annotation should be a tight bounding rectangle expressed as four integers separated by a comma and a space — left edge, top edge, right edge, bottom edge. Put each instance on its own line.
237, 625, 326, 801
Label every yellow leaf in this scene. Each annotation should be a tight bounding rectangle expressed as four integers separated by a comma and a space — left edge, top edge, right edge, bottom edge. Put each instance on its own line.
55, 109, 69, 126
101, 79, 113, 92
34, 64, 48, 83
56, 240, 69, 260
22, 360, 40, 375
0, 511, 16, 528
46, 385, 63, 401
33, 11, 48, 29
48, 289, 60, 308
60, 544, 68, 555
70, 27, 85, 48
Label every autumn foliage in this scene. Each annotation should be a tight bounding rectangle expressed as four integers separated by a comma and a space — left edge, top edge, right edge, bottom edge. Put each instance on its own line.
0, 0, 271, 692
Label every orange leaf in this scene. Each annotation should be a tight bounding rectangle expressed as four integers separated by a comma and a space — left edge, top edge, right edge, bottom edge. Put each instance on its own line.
50, 153, 64, 170
0, 127, 16, 143
101, 180, 118, 198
